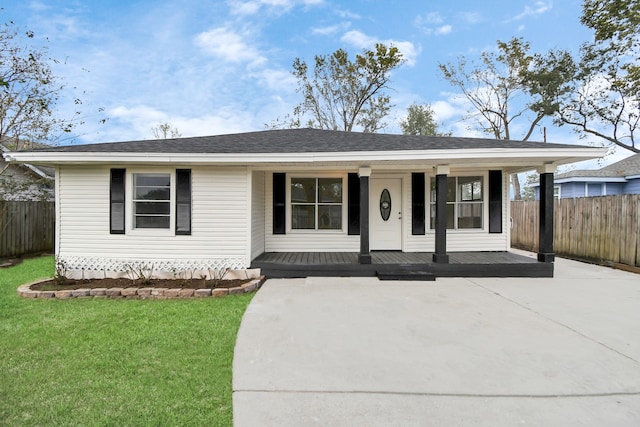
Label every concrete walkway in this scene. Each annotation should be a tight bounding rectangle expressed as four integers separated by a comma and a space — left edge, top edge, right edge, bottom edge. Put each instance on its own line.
233, 255, 640, 426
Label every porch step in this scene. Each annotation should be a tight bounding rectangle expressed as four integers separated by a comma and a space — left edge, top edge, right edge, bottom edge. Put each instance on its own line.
376, 270, 436, 281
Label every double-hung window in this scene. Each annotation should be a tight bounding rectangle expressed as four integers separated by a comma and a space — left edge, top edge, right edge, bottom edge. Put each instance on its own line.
291, 177, 343, 230
430, 176, 483, 230
133, 173, 171, 229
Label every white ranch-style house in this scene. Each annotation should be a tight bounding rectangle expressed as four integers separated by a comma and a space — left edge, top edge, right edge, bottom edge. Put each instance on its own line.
5, 129, 604, 279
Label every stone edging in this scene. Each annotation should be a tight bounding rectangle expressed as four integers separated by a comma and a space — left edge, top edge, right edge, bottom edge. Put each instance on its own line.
17, 276, 266, 299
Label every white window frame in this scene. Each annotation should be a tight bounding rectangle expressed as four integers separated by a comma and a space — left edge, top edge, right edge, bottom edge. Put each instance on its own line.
427, 172, 487, 232
287, 173, 347, 233
126, 169, 176, 235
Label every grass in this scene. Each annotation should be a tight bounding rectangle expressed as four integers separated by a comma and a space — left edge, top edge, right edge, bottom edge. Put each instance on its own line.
0, 256, 254, 426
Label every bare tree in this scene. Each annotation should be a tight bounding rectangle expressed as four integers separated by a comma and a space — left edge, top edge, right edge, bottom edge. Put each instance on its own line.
151, 122, 181, 139
552, 0, 640, 153
439, 38, 573, 199
0, 20, 99, 149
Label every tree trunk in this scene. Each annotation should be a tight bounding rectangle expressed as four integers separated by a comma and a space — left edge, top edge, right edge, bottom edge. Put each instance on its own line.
511, 174, 522, 201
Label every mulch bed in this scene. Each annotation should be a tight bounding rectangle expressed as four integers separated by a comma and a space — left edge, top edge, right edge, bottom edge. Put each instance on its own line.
31, 277, 252, 291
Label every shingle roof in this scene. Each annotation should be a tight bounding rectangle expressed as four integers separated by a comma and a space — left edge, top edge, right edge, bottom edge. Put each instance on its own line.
557, 153, 640, 179
30, 128, 583, 154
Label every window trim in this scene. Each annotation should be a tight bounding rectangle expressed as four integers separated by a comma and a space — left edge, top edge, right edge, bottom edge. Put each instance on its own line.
427, 172, 488, 232
125, 169, 176, 236
286, 173, 347, 233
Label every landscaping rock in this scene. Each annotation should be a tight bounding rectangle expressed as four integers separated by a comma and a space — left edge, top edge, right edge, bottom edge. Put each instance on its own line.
137, 288, 153, 298
19, 276, 266, 300
243, 282, 258, 293
105, 288, 123, 297
228, 286, 244, 295
71, 289, 91, 297
164, 289, 181, 298
178, 289, 194, 298
212, 288, 228, 297
194, 289, 212, 297
21, 290, 39, 298
121, 287, 138, 297
55, 290, 72, 299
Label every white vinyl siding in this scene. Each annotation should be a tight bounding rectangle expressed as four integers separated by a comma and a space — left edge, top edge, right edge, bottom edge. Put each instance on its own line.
57, 165, 250, 276
403, 170, 509, 252
265, 172, 359, 252
265, 170, 509, 253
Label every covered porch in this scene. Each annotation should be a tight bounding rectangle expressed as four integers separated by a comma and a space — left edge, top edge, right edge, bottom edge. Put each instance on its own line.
251, 250, 552, 279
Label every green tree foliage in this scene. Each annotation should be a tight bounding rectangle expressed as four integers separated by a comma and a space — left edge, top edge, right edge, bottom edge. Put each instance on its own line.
553, 0, 640, 153
399, 103, 451, 136
289, 44, 405, 133
0, 20, 97, 148
439, 37, 571, 199
521, 172, 539, 201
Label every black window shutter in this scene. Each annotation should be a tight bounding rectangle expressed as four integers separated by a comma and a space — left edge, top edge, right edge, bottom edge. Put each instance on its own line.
412, 172, 426, 235
488, 170, 503, 233
273, 173, 286, 234
176, 169, 192, 235
347, 173, 360, 235
110, 168, 126, 234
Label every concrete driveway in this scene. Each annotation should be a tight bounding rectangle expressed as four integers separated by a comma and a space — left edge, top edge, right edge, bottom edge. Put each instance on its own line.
233, 255, 640, 426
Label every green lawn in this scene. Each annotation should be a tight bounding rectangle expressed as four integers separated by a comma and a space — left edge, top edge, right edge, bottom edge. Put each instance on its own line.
0, 256, 254, 426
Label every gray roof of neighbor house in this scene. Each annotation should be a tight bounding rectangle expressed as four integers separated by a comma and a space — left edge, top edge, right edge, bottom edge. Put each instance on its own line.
0, 143, 54, 179
27, 128, 583, 154
556, 153, 640, 179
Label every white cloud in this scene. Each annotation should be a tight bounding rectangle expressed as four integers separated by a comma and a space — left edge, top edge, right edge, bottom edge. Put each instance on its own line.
335, 8, 361, 19
194, 27, 266, 66
417, 12, 443, 25
340, 30, 420, 66
227, 0, 323, 15
431, 99, 463, 121
435, 25, 452, 35
415, 13, 453, 36
508, 1, 553, 21
253, 68, 298, 92
458, 12, 482, 24
104, 105, 257, 140
312, 22, 350, 36
28, 1, 51, 12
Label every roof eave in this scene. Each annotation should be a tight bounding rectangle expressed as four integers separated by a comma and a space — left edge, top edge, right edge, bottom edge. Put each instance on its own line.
5, 146, 606, 169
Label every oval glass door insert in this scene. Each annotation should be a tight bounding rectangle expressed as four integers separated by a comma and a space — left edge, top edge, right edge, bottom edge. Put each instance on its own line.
380, 189, 391, 221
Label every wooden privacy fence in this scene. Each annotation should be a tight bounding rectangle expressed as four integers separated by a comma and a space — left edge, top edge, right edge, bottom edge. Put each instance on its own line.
0, 201, 55, 258
511, 195, 640, 268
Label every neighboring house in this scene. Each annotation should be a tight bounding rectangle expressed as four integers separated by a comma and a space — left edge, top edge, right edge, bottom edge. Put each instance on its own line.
534, 153, 640, 200
0, 143, 54, 201
5, 128, 603, 278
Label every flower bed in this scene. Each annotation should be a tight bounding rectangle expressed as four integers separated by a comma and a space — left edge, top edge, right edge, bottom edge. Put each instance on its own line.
17, 276, 266, 299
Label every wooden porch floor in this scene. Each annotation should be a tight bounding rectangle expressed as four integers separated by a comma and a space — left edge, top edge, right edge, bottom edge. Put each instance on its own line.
251, 251, 552, 279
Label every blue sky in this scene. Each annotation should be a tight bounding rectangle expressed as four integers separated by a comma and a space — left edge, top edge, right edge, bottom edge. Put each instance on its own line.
5, 0, 614, 165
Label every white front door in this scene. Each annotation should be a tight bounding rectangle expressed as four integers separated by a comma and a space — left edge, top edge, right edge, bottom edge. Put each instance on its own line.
370, 178, 402, 250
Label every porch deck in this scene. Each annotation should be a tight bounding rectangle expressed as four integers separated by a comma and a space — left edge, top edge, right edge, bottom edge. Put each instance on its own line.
251, 251, 553, 279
